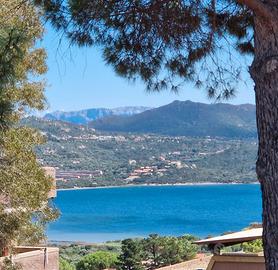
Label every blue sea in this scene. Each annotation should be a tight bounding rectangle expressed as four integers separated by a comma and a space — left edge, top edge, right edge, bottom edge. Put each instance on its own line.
47, 184, 262, 243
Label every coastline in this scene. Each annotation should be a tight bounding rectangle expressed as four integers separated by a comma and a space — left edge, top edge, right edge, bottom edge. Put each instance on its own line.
57, 181, 259, 191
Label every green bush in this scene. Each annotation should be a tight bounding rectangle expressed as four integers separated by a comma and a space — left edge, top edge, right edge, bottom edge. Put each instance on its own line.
76, 251, 118, 270
59, 258, 75, 270
242, 240, 263, 253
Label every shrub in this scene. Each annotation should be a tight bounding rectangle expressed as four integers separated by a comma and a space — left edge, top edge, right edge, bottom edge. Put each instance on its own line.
60, 258, 75, 270
76, 251, 118, 270
242, 240, 263, 253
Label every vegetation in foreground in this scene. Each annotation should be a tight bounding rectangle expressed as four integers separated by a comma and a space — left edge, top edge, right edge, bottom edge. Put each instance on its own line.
59, 234, 198, 270
59, 233, 264, 270
58, 241, 122, 266
0, 1, 57, 268
225, 239, 263, 254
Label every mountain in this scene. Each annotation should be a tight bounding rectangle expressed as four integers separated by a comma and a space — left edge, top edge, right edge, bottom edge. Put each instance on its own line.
90, 100, 257, 138
44, 106, 152, 125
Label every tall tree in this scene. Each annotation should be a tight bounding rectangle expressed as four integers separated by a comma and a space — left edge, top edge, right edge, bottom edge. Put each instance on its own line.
143, 234, 197, 269
117, 239, 144, 270
0, 0, 57, 261
36, 0, 278, 269
143, 234, 163, 269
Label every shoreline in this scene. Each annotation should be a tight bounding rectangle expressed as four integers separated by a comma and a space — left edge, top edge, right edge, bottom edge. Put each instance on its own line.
57, 181, 259, 191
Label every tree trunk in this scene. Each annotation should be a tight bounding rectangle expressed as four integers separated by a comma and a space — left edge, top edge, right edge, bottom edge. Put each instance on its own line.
251, 14, 278, 270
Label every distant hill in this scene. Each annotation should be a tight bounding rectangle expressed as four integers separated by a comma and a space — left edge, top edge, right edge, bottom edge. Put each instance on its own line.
44, 106, 152, 125
22, 117, 257, 188
90, 100, 257, 138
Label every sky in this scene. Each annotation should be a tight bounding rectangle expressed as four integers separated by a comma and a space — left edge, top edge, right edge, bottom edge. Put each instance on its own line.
42, 26, 255, 113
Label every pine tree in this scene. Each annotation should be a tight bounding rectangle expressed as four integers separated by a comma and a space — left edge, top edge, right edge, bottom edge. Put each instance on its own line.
0, 0, 58, 261
117, 239, 144, 270
36, 1, 278, 269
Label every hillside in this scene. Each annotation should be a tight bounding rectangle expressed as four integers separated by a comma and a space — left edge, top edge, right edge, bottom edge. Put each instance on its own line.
23, 117, 257, 189
44, 106, 151, 125
90, 100, 256, 138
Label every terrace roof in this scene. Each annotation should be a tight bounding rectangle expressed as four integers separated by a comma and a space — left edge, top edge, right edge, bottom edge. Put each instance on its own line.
194, 228, 262, 246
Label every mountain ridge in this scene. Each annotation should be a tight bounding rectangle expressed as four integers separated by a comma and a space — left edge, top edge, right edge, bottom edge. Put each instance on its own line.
89, 100, 257, 138
44, 106, 152, 125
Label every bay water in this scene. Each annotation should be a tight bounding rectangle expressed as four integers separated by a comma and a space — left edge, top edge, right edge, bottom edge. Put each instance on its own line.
47, 184, 261, 243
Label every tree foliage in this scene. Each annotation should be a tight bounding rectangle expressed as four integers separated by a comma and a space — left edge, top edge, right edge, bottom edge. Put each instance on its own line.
242, 239, 263, 253
76, 251, 118, 270
60, 258, 75, 270
1, 258, 22, 270
0, 0, 46, 128
142, 234, 198, 269
0, 0, 57, 257
117, 235, 198, 270
37, 0, 253, 99
34, 1, 278, 269
117, 239, 144, 270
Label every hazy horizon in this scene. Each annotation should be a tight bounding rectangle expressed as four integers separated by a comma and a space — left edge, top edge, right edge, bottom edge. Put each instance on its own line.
44, 99, 256, 115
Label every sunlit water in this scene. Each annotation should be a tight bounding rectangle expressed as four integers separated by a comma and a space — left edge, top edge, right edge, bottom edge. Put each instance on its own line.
47, 184, 261, 243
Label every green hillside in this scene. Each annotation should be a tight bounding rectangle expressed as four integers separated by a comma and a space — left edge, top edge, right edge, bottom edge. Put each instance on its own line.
23, 117, 257, 189
90, 100, 256, 138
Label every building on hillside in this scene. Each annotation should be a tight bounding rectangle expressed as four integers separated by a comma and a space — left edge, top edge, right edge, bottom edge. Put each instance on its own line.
194, 227, 264, 270
0, 167, 59, 270
56, 169, 103, 181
